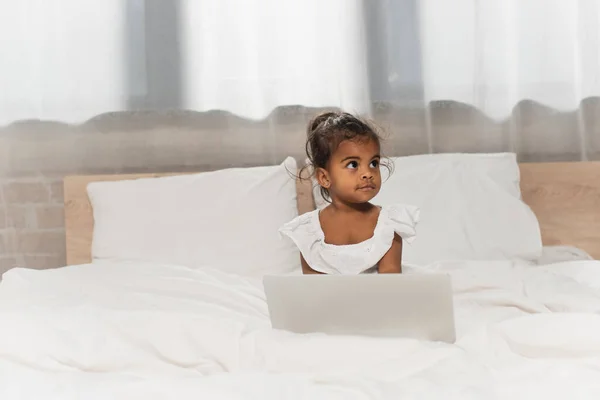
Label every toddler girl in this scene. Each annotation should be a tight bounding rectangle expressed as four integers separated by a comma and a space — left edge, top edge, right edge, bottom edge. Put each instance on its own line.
280, 111, 420, 274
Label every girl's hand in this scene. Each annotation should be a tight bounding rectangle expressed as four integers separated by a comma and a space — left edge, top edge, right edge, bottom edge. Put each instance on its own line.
378, 233, 403, 273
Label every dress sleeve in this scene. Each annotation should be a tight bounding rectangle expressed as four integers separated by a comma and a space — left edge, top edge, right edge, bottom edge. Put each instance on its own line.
278, 211, 317, 255
384, 204, 420, 244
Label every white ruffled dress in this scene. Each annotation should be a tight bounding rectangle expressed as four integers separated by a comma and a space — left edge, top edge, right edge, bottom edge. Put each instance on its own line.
279, 204, 420, 274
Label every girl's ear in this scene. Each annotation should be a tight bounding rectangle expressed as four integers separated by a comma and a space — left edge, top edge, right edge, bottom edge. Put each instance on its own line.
315, 167, 331, 189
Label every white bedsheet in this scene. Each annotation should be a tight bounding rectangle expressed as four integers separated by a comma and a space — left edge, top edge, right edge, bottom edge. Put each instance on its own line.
1, 259, 600, 399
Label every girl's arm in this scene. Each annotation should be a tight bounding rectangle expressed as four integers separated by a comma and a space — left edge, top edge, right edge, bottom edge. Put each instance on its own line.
301, 254, 325, 274
378, 233, 403, 273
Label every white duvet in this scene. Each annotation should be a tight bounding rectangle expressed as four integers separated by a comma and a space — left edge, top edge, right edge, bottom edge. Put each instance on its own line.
1, 260, 600, 399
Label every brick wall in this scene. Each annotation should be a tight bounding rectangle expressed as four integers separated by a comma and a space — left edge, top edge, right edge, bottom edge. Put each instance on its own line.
0, 103, 598, 276
0, 179, 65, 272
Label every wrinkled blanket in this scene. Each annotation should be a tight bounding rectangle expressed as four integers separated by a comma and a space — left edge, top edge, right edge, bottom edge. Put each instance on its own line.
1, 259, 600, 399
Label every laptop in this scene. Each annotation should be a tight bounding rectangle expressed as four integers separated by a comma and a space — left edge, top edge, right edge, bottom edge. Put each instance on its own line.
263, 273, 456, 343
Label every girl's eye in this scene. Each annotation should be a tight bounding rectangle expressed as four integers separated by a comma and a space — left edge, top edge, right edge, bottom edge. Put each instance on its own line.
370, 160, 379, 168
346, 161, 358, 169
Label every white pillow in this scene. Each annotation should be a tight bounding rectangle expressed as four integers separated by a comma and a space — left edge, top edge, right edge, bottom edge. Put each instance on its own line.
88, 157, 300, 277
312, 153, 542, 265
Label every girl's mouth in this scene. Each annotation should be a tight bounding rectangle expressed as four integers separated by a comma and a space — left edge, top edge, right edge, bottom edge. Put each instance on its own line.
357, 184, 376, 191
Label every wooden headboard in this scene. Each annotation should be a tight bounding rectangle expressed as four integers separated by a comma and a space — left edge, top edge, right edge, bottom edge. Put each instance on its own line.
519, 161, 600, 259
64, 161, 600, 265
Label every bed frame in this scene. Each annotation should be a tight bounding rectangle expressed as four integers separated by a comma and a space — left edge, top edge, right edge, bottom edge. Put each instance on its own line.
63, 162, 600, 265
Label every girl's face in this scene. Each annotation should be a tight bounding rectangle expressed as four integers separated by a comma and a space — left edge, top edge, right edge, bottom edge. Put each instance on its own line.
316, 138, 382, 205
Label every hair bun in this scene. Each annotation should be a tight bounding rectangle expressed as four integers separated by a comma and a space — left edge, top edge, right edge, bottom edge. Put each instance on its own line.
308, 111, 338, 133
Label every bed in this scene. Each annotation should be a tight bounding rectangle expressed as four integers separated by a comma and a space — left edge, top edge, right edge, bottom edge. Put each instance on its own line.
1, 156, 600, 399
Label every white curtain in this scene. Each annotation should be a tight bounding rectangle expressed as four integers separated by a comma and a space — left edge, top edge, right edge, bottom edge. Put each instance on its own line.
180, 0, 370, 119
0, 1, 134, 124
1, 0, 600, 124
0, 0, 370, 125
419, 0, 600, 120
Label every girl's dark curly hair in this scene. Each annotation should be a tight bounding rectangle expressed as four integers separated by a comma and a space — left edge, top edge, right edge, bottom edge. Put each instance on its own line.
301, 111, 392, 202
